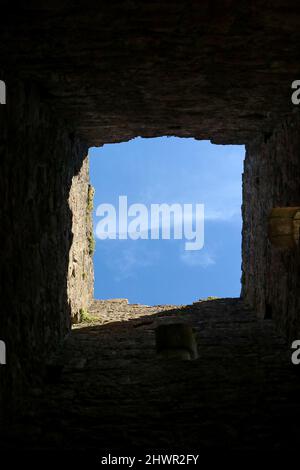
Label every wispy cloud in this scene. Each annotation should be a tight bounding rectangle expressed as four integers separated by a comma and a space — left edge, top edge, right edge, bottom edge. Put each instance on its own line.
98, 243, 159, 281
205, 208, 241, 221
180, 250, 216, 268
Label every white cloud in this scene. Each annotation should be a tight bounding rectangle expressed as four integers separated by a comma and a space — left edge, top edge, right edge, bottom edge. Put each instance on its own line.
204, 208, 241, 221
180, 250, 216, 268
100, 245, 159, 281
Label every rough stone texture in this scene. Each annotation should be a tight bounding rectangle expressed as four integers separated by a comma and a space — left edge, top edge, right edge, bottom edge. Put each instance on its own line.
1, 0, 300, 439
1, 299, 300, 451
242, 114, 300, 340
1, 1, 300, 145
68, 157, 94, 323
88, 298, 177, 318
0, 78, 88, 421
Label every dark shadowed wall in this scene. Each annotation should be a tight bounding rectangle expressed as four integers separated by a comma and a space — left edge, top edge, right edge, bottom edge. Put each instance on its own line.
242, 115, 300, 340
0, 77, 93, 420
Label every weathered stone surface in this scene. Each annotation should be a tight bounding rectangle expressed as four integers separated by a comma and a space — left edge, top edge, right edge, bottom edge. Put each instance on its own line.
0, 79, 89, 420
1, 299, 300, 451
1, 1, 300, 144
1, 1, 300, 439
68, 157, 94, 322
268, 207, 300, 249
242, 114, 300, 340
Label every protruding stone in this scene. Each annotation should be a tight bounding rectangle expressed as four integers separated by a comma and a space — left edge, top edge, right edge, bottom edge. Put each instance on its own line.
268, 207, 300, 248
155, 323, 198, 360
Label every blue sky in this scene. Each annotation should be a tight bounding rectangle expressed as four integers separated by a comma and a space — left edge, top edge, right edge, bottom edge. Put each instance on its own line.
89, 137, 244, 305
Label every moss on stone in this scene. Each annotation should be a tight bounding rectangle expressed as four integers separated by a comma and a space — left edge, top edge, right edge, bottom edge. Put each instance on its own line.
79, 308, 99, 323
87, 184, 95, 215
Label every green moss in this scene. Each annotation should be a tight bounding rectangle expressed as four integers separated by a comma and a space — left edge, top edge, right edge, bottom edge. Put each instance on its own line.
79, 308, 99, 323
88, 232, 95, 255
86, 184, 95, 255
205, 296, 219, 301
87, 184, 95, 215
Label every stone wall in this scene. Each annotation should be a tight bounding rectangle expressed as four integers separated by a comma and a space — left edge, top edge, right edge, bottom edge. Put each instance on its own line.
242, 114, 300, 340
0, 77, 91, 420
1, 2, 300, 146
2, 1, 300, 427
68, 157, 94, 323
